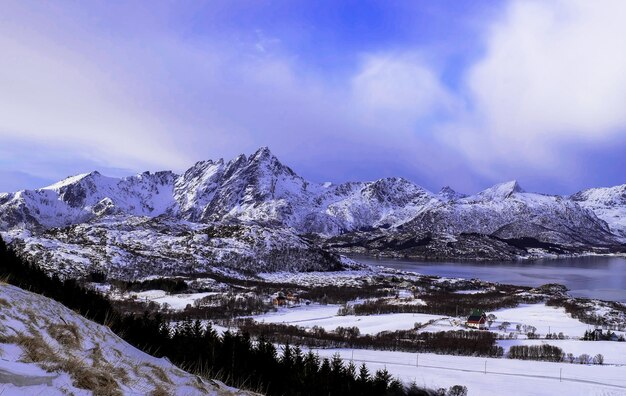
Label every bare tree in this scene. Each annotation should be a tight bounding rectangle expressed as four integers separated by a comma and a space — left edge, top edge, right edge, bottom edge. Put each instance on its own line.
593, 354, 604, 365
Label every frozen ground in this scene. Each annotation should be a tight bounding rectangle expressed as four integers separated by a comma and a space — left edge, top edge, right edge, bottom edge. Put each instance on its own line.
252, 299, 626, 394
252, 304, 446, 335
419, 303, 611, 339
253, 302, 608, 340
131, 290, 219, 310
313, 348, 626, 396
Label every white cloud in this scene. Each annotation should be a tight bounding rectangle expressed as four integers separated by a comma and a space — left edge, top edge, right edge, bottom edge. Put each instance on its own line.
445, 0, 626, 180
0, 31, 189, 172
351, 53, 456, 129
5, 0, 624, 193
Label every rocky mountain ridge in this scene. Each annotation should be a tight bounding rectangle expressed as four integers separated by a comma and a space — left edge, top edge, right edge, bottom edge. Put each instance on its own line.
1, 147, 625, 278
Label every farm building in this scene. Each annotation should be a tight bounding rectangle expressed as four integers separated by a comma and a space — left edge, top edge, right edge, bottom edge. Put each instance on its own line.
466, 309, 488, 330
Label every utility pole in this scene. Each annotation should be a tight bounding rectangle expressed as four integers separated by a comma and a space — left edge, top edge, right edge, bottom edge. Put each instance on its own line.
484, 360, 487, 374
416, 353, 419, 368
560, 368, 562, 382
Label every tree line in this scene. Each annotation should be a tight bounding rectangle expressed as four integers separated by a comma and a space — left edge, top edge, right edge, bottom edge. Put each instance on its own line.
507, 344, 564, 362
353, 289, 531, 317
237, 319, 504, 357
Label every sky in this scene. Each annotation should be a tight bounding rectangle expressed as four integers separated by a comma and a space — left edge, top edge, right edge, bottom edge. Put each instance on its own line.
1, 0, 626, 195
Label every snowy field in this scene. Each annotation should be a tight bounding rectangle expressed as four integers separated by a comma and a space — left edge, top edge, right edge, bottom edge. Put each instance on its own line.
252, 304, 447, 335
251, 301, 626, 394
491, 304, 596, 336
130, 289, 219, 310
252, 302, 607, 339
312, 348, 626, 396
419, 303, 609, 338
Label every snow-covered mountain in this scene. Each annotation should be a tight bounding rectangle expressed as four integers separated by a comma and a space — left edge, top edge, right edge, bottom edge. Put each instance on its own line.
570, 184, 626, 238
1, 147, 625, 278
403, 181, 615, 246
0, 147, 431, 235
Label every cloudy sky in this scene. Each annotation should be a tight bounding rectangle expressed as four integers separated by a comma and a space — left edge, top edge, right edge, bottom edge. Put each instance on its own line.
1, 0, 625, 194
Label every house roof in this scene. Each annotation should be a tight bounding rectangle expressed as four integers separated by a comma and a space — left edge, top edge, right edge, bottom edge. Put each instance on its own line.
467, 314, 485, 322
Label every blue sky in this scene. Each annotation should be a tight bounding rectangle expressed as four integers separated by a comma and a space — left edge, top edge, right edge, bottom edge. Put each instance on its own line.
1, 0, 625, 195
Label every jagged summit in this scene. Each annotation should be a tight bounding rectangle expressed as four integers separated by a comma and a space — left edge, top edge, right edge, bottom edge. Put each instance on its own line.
438, 186, 467, 201
250, 145, 273, 160
43, 171, 104, 191
476, 180, 525, 200
571, 183, 626, 205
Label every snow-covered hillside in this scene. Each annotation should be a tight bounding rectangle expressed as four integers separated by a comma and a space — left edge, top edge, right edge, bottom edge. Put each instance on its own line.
571, 184, 626, 238
404, 181, 615, 246
6, 218, 344, 279
1, 147, 625, 277
0, 283, 253, 395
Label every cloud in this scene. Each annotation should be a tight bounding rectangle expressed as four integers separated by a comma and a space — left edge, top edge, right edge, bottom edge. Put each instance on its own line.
442, 0, 626, 184
0, 3, 450, 189
351, 53, 456, 128
0, 23, 189, 173
2, 0, 626, 195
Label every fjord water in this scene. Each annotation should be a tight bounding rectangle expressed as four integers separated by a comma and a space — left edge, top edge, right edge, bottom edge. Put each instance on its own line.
356, 255, 626, 302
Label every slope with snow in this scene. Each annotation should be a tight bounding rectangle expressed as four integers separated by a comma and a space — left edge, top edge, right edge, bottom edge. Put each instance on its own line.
0, 283, 252, 395
571, 184, 626, 239
406, 181, 615, 246
6, 217, 343, 279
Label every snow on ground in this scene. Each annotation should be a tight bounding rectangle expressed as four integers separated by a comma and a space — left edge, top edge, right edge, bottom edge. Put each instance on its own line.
313, 348, 626, 396
454, 289, 488, 294
251, 300, 626, 394
415, 303, 611, 341
492, 303, 598, 337
131, 290, 219, 310
252, 304, 447, 335
0, 283, 253, 395
252, 302, 605, 340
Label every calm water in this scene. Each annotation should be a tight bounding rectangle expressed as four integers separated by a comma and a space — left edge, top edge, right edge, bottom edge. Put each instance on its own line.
354, 255, 626, 302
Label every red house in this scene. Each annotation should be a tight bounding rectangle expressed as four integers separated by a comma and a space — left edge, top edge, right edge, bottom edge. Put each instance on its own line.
466, 309, 487, 330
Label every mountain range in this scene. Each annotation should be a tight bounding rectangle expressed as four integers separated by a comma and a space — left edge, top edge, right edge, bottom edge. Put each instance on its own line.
1, 147, 625, 279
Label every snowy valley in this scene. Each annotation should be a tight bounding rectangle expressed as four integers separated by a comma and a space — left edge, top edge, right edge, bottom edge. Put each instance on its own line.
2, 148, 626, 395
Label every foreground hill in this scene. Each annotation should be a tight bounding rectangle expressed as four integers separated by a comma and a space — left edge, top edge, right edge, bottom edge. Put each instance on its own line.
0, 147, 625, 278
0, 283, 252, 395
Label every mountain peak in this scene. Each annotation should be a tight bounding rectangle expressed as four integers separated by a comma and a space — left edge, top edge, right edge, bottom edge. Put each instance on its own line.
250, 146, 274, 161
438, 186, 467, 201
504, 180, 524, 194
478, 180, 525, 199
43, 171, 103, 191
